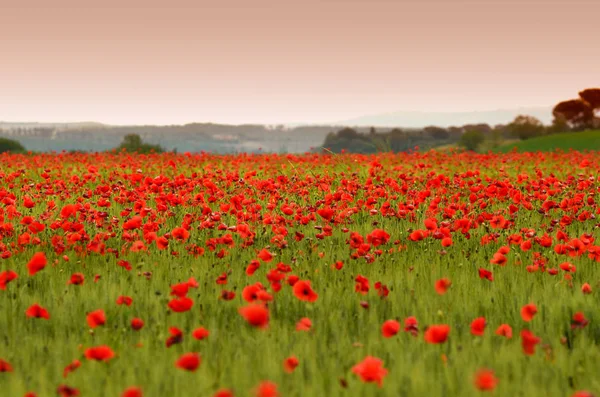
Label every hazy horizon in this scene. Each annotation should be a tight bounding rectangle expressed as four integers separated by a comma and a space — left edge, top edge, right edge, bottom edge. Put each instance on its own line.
1, 0, 599, 125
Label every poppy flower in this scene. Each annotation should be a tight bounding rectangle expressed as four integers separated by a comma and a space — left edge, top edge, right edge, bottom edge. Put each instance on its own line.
257, 249, 274, 262
520, 330, 541, 355
351, 356, 388, 387
27, 252, 47, 276
434, 278, 451, 295
381, 320, 400, 338
242, 283, 265, 302
520, 303, 538, 322
571, 312, 589, 329
166, 327, 184, 347
404, 316, 419, 336
25, 303, 50, 320
495, 324, 513, 338
490, 253, 507, 266
121, 387, 143, 397
474, 369, 498, 391
424, 324, 450, 344
56, 385, 80, 397
470, 317, 486, 336
0, 270, 18, 290
60, 204, 77, 219
220, 290, 236, 300
283, 356, 299, 373
478, 268, 493, 281
67, 273, 84, 286
0, 359, 13, 372
292, 280, 318, 302
86, 309, 106, 328
571, 392, 596, 397
214, 390, 235, 397
296, 317, 312, 331
131, 318, 144, 331
116, 296, 133, 306
168, 297, 194, 313
84, 345, 115, 362
239, 304, 269, 329
255, 381, 279, 397
63, 359, 81, 378
581, 283, 592, 294
175, 353, 201, 372
192, 327, 210, 340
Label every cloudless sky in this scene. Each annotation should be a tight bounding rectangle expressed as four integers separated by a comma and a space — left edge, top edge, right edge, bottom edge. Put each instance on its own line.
1, 0, 598, 125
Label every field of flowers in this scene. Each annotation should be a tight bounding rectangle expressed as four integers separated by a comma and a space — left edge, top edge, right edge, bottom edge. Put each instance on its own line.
0, 151, 598, 397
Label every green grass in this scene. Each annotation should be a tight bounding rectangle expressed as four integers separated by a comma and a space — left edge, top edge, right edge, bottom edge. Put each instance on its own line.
0, 152, 599, 397
493, 130, 600, 153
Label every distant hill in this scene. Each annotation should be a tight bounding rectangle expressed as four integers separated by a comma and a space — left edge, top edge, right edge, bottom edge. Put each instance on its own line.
493, 130, 600, 153
337, 107, 553, 128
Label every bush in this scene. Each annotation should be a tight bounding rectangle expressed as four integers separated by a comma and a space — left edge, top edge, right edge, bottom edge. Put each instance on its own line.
0, 137, 26, 153
116, 134, 164, 154
459, 130, 484, 151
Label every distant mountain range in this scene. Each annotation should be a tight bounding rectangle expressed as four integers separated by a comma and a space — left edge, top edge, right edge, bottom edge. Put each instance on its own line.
336, 106, 553, 128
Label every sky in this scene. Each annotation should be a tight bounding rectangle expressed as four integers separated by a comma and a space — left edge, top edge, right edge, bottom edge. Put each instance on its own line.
0, 0, 598, 125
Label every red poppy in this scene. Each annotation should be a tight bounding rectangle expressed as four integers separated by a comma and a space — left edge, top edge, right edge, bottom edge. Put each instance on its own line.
351, 356, 388, 387
25, 304, 50, 320
381, 320, 400, 338
283, 356, 299, 373
571, 392, 596, 397
296, 317, 312, 331
474, 369, 498, 391
84, 345, 115, 362
257, 249, 274, 262
56, 385, 80, 397
581, 283, 592, 294
166, 327, 184, 347
478, 268, 493, 281
292, 280, 318, 302
0, 270, 18, 290
242, 283, 265, 302
86, 309, 106, 328
121, 387, 143, 397
434, 278, 451, 295
520, 330, 541, 355
131, 318, 144, 330
571, 312, 589, 329
254, 381, 279, 397
67, 273, 85, 286
239, 304, 269, 329
520, 303, 538, 322
168, 297, 194, 313
0, 358, 13, 372
192, 327, 210, 340
404, 316, 419, 336
116, 296, 133, 306
470, 317, 486, 336
27, 252, 47, 276
214, 389, 235, 397
424, 324, 450, 344
63, 360, 81, 378
495, 324, 513, 338
175, 352, 201, 371
220, 290, 236, 300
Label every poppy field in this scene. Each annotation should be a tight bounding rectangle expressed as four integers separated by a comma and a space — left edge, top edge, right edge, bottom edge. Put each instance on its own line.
0, 150, 599, 397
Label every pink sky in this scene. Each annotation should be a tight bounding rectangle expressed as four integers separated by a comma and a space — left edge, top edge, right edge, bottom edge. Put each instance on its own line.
1, 0, 598, 125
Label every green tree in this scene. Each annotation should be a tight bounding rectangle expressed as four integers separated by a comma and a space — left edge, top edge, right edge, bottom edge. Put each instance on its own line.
0, 137, 26, 153
553, 99, 594, 131
459, 130, 484, 151
508, 115, 545, 140
117, 134, 164, 154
